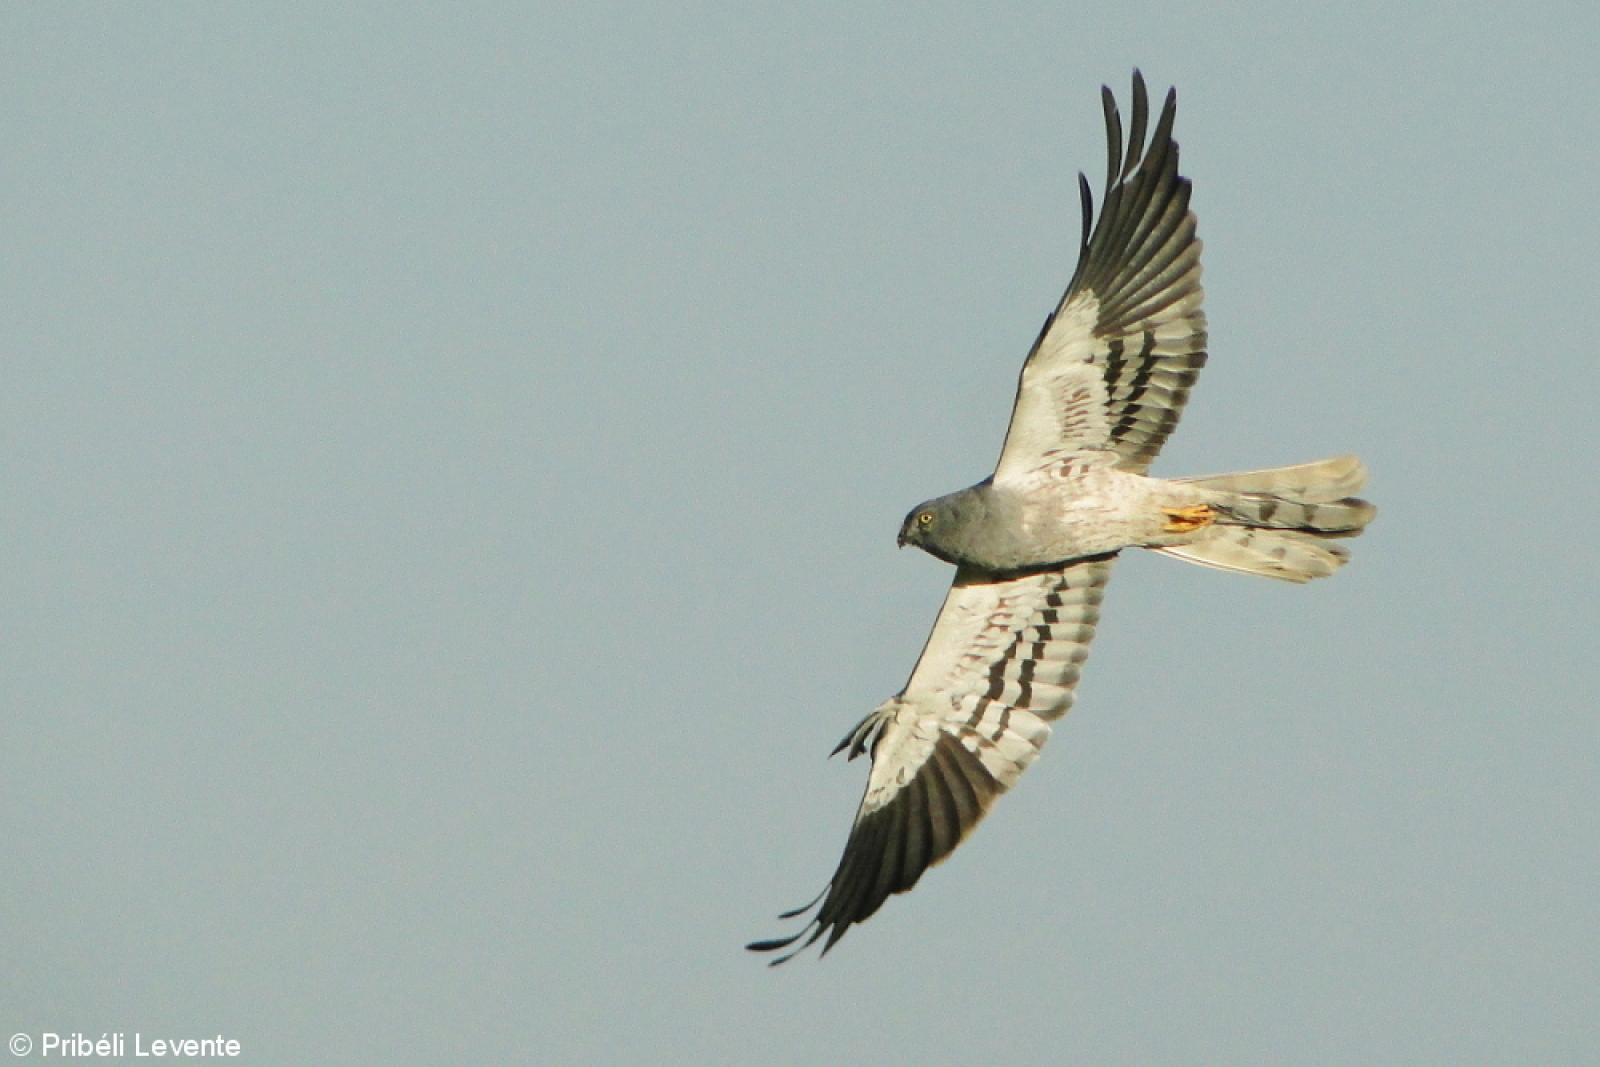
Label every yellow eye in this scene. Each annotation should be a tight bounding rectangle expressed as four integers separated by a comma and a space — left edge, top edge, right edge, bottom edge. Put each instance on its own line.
917, 511, 934, 526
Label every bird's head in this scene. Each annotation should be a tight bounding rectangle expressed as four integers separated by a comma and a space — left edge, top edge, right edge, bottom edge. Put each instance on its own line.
897, 500, 940, 550
898, 495, 969, 564
897, 486, 996, 565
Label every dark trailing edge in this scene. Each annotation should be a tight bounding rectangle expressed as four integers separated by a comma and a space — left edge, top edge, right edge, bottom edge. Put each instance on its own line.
749, 556, 1116, 964
746, 730, 1002, 965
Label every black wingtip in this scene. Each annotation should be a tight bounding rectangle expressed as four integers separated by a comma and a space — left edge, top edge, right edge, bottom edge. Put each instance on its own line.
747, 921, 826, 966
1100, 86, 1121, 193
777, 887, 826, 920
1077, 172, 1093, 254
750, 884, 831, 964
747, 937, 805, 967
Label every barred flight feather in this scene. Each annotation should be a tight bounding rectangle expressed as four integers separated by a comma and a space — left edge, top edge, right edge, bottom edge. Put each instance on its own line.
749, 557, 1113, 963
996, 69, 1208, 479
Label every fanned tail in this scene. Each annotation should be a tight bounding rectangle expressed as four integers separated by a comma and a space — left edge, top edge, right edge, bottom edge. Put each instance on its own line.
1157, 455, 1375, 583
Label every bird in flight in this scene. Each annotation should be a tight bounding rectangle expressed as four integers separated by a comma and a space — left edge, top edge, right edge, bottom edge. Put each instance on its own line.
749, 71, 1375, 964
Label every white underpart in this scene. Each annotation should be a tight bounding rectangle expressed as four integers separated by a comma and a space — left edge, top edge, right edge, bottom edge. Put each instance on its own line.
857, 560, 1111, 818
995, 296, 1110, 482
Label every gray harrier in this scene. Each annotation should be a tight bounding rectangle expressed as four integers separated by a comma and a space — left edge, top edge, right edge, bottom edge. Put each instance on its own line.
750, 72, 1375, 964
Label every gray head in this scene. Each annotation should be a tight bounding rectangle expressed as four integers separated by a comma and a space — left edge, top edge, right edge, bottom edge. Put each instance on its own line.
896, 487, 992, 566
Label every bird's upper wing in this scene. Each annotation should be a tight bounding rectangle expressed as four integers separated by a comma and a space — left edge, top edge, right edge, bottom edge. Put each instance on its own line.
993, 71, 1207, 481
748, 556, 1114, 963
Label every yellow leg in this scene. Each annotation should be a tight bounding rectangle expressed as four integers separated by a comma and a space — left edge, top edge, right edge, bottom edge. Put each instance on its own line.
1162, 504, 1215, 533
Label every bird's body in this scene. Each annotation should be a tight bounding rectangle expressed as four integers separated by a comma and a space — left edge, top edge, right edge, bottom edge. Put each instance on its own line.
902, 459, 1217, 572
751, 72, 1376, 964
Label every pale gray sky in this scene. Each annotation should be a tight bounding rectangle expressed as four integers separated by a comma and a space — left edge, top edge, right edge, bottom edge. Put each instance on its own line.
5, 3, 1597, 1064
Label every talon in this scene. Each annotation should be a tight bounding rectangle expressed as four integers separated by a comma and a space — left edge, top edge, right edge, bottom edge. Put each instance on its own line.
1162, 504, 1214, 533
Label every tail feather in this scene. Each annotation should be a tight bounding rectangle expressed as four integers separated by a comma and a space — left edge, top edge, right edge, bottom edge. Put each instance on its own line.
1175, 453, 1368, 501
1156, 528, 1352, 583
1158, 455, 1375, 583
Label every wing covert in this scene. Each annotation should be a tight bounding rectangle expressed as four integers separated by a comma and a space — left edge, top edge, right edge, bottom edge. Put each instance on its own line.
748, 557, 1114, 963
994, 70, 1207, 480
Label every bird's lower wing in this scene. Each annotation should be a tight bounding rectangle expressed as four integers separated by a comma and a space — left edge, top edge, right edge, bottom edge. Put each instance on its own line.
749, 556, 1115, 963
